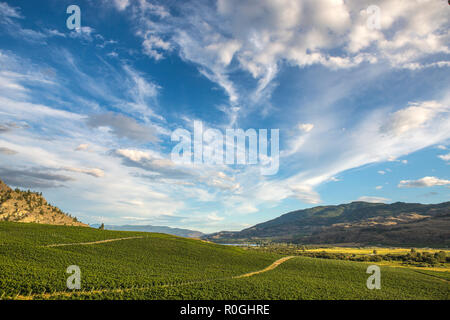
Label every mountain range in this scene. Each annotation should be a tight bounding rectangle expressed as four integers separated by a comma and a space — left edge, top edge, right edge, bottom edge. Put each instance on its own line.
90, 224, 204, 238
203, 201, 450, 247
1, 178, 448, 246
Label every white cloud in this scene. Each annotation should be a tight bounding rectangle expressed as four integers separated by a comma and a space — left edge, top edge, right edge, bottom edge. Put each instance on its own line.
256, 96, 450, 206
134, 0, 169, 18
69, 26, 96, 42
0, 50, 186, 225
380, 101, 446, 136
290, 185, 321, 204
75, 144, 89, 151
387, 156, 408, 164
112, 0, 449, 112
438, 153, 450, 161
115, 148, 161, 162
206, 40, 241, 66
113, 0, 129, 11
398, 176, 450, 188
1, 1, 449, 230
234, 203, 258, 214
114, 147, 240, 195
0, 2, 22, 18
281, 123, 315, 157
63, 167, 105, 178
0, 2, 48, 43
121, 65, 161, 119
142, 34, 172, 60
46, 29, 66, 37
0, 96, 83, 121
357, 196, 390, 203
298, 123, 314, 132
375, 186, 383, 190
207, 212, 224, 222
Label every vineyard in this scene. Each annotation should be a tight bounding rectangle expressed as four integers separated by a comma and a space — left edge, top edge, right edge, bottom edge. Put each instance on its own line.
0, 221, 448, 300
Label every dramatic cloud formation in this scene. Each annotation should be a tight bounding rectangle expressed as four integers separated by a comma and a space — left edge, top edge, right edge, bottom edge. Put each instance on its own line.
115, 0, 449, 109
0, 1, 448, 231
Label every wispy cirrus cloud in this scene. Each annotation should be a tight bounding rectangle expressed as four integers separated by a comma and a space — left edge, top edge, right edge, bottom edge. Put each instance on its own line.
0, 0, 449, 232
110, 0, 449, 110
63, 166, 105, 178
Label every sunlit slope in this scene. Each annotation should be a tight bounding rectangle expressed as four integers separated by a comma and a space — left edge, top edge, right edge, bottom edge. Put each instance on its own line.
0, 222, 447, 300
0, 221, 278, 298
0, 180, 87, 227
205, 201, 450, 246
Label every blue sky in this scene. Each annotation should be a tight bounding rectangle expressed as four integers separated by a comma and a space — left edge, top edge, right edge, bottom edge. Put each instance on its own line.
0, 0, 449, 232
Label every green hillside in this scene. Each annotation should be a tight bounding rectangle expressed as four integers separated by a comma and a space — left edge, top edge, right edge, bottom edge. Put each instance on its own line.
0, 221, 448, 300
76, 257, 448, 300
0, 221, 278, 298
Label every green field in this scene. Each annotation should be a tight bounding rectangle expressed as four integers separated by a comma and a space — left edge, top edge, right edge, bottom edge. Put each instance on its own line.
0, 222, 448, 300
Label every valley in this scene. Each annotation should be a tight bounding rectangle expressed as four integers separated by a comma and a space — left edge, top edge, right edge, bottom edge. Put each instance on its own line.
0, 221, 447, 300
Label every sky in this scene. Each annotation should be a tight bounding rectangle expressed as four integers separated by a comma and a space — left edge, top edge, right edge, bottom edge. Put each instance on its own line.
0, 0, 449, 233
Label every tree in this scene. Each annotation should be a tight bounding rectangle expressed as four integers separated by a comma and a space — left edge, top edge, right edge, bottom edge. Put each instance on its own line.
99, 223, 105, 230
435, 251, 446, 263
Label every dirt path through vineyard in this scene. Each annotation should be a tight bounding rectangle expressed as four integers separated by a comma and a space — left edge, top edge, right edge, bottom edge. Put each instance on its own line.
44, 236, 145, 247
233, 256, 294, 278
13, 256, 296, 299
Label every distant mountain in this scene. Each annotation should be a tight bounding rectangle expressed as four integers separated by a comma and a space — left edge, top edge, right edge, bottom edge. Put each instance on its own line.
91, 224, 204, 238
204, 201, 450, 247
0, 179, 88, 227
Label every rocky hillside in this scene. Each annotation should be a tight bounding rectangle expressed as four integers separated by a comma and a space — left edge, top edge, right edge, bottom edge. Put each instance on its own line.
204, 201, 450, 247
0, 179, 87, 227
301, 211, 449, 246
